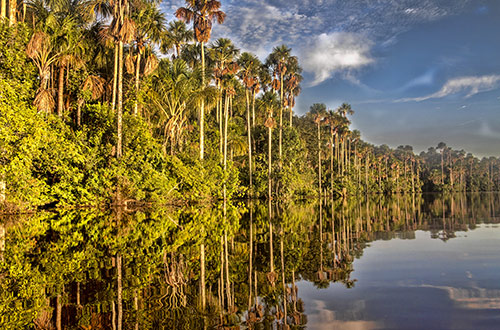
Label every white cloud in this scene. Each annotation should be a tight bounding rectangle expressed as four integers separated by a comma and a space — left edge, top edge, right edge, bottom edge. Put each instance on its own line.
399, 75, 500, 102
301, 32, 374, 86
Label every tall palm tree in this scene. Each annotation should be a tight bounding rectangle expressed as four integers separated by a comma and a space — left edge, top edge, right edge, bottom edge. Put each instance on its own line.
238, 52, 259, 196
260, 91, 278, 199
176, 0, 226, 161
309, 103, 327, 197
210, 37, 239, 159
325, 109, 339, 195
161, 20, 193, 58
266, 45, 291, 165
283, 56, 302, 128
131, 0, 165, 115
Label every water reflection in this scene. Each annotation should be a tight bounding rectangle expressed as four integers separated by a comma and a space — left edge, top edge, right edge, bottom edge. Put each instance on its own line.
1, 193, 500, 329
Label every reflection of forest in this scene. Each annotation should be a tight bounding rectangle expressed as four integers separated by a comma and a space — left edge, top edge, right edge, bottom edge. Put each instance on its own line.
1, 193, 500, 329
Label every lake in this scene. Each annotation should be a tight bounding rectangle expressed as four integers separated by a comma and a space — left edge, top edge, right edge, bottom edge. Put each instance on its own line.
1, 193, 500, 329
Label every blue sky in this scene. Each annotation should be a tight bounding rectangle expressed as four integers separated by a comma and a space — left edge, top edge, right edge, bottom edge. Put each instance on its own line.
163, 0, 500, 157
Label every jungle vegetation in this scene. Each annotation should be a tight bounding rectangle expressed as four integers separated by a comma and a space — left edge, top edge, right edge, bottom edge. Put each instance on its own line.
1, 0, 500, 212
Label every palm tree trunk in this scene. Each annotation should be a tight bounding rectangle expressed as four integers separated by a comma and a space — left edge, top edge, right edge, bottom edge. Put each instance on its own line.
280, 228, 287, 326
269, 200, 274, 275
330, 134, 334, 195
56, 293, 62, 330
268, 122, 272, 199
57, 63, 64, 117
279, 72, 283, 166
251, 89, 256, 128
1, 0, 6, 20
317, 122, 322, 197
9, 0, 15, 25
117, 254, 123, 330
200, 241, 206, 310
112, 43, 118, 111
248, 204, 253, 308
200, 41, 206, 161
224, 93, 229, 170
134, 51, 141, 116
246, 89, 253, 196
224, 231, 231, 309
117, 41, 124, 158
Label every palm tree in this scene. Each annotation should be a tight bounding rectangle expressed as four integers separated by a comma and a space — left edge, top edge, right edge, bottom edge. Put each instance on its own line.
266, 45, 292, 165
238, 52, 260, 196
176, 0, 226, 161
260, 91, 278, 199
309, 103, 327, 195
283, 56, 302, 128
146, 59, 199, 155
161, 20, 193, 58
437, 142, 446, 186
26, 30, 58, 113
210, 37, 239, 159
131, 1, 165, 115
325, 109, 339, 195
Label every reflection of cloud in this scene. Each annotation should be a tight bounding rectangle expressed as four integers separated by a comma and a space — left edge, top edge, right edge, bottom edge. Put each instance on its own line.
398, 75, 500, 102
301, 32, 374, 86
308, 299, 382, 330
421, 285, 500, 309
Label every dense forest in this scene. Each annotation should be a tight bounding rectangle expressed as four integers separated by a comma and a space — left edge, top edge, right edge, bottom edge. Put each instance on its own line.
1, 0, 499, 212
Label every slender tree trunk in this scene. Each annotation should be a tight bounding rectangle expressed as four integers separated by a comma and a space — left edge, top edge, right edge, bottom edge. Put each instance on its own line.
248, 203, 253, 308
280, 228, 287, 326
219, 85, 223, 161
252, 89, 256, 128
56, 293, 62, 330
268, 200, 274, 275
268, 123, 272, 199
134, 51, 141, 116
117, 41, 124, 158
289, 105, 293, 128
117, 254, 122, 330
1, 0, 6, 21
57, 63, 65, 117
279, 72, 283, 166
246, 89, 253, 196
9, 0, 15, 25
200, 41, 206, 161
317, 122, 322, 197
224, 93, 229, 171
330, 134, 334, 195
441, 150, 444, 185
224, 231, 231, 309
112, 43, 118, 112
220, 236, 225, 311
200, 241, 206, 310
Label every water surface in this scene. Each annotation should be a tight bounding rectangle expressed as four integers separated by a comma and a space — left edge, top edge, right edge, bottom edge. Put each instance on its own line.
1, 193, 499, 329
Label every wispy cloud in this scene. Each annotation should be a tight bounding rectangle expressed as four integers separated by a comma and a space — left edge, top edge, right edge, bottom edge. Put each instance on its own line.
398, 75, 500, 102
165, 0, 471, 85
397, 69, 436, 92
301, 32, 374, 86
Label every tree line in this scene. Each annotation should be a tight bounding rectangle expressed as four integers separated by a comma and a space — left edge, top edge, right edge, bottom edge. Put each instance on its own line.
1, 0, 499, 211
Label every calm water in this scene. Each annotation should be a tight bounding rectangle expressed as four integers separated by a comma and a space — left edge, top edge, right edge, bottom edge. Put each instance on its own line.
1, 193, 500, 329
